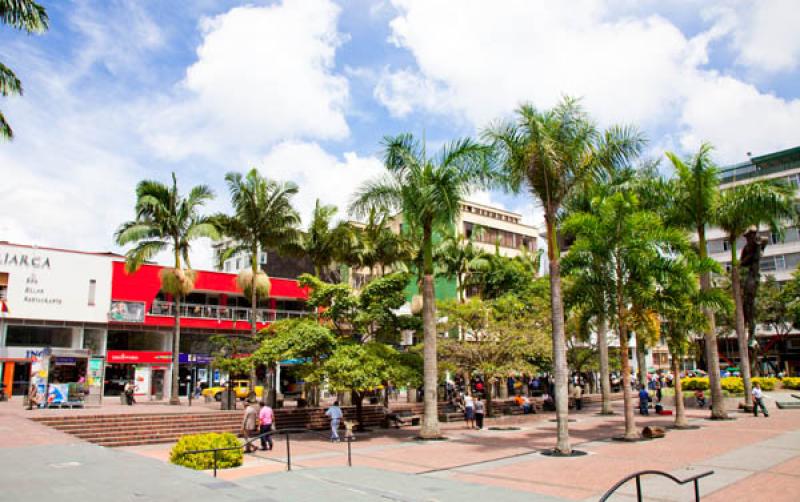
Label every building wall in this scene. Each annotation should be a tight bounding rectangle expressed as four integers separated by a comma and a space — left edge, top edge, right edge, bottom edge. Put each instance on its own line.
0, 243, 116, 324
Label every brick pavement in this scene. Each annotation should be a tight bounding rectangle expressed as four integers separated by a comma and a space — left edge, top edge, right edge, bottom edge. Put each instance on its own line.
2, 391, 799, 500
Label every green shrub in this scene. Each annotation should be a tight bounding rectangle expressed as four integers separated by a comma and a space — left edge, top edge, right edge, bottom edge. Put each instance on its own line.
782, 377, 800, 390
752, 377, 778, 391
682, 377, 709, 391
720, 376, 744, 394
170, 432, 243, 471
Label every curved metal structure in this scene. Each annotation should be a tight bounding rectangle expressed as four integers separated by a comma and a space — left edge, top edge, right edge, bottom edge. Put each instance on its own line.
599, 469, 714, 502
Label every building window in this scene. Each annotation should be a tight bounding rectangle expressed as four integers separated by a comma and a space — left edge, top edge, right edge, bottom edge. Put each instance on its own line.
786, 173, 800, 187
0, 272, 8, 301
88, 279, 96, 306
260, 252, 268, 264
236, 258, 241, 270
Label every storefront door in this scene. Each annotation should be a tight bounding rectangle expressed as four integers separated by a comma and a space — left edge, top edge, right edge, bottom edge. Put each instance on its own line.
151, 369, 165, 400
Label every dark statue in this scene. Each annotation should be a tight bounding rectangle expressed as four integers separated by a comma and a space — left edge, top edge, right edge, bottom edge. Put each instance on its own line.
739, 228, 768, 339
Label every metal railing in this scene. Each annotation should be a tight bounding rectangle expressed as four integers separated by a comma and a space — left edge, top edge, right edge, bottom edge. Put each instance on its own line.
599, 469, 714, 502
180, 427, 355, 477
150, 300, 307, 323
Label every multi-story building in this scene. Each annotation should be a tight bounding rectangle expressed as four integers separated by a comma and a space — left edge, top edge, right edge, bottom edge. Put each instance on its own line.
704, 145, 800, 375
0, 241, 309, 403
458, 201, 539, 258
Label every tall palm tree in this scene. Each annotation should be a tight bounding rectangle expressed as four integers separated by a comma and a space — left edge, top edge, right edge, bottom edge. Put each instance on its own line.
714, 181, 795, 405
300, 198, 354, 280
1, 0, 48, 140
486, 97, 644, 452
563, 191, 687, 439
351, 133, 493, 438
666, 143, 729, 419
116, 173, 218, 404
216, 169, 302, 392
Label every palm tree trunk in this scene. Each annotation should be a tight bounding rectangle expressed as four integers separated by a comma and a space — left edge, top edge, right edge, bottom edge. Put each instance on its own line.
420, 225, 441, 439
698, 227, 727, 419
672, 350, 688, 428
616, 256, 637, 439
635, 333, 648, 387
730, 243, 753, 409
170, 293, 181, 405
619, 322, 638, 439
250, 260, 259, 391
597, 312, 613, 414
547, 215, 571, 454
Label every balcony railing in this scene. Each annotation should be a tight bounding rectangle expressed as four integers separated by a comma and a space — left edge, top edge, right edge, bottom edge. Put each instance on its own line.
149, 300, 307, 323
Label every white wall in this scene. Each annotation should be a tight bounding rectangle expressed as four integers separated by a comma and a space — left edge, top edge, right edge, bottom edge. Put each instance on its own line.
0, 244, 114, 323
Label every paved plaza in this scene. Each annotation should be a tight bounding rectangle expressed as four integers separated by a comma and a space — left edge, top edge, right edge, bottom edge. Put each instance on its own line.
1, 393, 799, 501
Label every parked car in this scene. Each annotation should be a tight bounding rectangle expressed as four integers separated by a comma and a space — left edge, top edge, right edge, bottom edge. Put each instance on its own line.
201, 380, 264, 401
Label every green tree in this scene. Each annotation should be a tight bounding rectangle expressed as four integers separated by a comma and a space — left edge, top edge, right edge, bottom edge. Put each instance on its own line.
563, 190, 686, 439
350, 133, 494, 438
666, 143, 729, 419
438, 232, 488, 302
486, 97, 644, 452
655, 255, 728, 428
115, 173, 219, 404
714, 181, 795, 403
253, 318, 337, 407
756, 275, 798, 374
215, 169, 302, 392
320, 342, 412, 429
1, 0, 48, 140
300, 199, 355, 281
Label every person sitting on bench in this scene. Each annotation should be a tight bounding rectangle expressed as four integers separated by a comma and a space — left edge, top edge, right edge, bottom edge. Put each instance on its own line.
383, 406, 402, 428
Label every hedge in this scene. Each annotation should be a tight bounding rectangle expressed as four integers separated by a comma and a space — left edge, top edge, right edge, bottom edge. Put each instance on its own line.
681, 377, 709, 391
720, 376, 744, 393
170, 432, 243, 471
783, 377, 800, 390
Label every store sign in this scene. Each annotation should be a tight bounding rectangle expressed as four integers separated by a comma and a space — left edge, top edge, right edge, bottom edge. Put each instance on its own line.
179, 353, 212, 365
0, 244, 114, 323
106, 351, 172, 364
108, 301, 146, 323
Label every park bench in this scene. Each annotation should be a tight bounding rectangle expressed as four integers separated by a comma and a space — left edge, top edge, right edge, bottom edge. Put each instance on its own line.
394, 410, 421, 426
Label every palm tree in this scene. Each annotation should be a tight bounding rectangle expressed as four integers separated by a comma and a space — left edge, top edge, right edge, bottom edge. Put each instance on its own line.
714, 181, 795, 405
1, 0, 48, 140
563, 190, 687, 439
216, 169, 302, 394
666, 143, 730, 419
486, 97, 644, 452
115, 173, 218, 404
300, 198, 354, 281
438, 231, 489, 302
350, 133, 493, 438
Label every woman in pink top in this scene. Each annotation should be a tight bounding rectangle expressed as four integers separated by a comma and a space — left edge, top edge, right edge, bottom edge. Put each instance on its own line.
258, 401, 275, 451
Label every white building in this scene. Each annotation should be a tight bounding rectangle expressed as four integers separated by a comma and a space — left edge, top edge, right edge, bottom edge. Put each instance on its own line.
0, 242, 119, 400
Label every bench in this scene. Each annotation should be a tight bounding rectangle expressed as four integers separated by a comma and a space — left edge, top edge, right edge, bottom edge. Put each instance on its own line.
389, 410, 421, 427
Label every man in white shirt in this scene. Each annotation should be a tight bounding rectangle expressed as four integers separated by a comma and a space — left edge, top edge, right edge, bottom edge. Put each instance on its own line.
752, 384, 769, 417
326, 401, 344, 441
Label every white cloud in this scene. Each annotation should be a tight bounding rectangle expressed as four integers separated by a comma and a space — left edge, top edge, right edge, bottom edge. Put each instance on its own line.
723, 0, 800, 73
258, 141, 384, 226
377, 0, 800, 163
144, 0, 350, 161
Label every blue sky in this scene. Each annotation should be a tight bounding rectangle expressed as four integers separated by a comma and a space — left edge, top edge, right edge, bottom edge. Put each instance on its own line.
1, 0, 799, 268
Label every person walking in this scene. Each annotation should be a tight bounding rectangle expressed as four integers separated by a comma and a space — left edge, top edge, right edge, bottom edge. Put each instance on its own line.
474, 397, 485, 430
241, 399, 259, 453
326, 401, 344, 441
258, 401, 274, 451
655, 381, 663, 403
463, 393, 475, 429
573, 382, 583, 411
752, 383, 769, 417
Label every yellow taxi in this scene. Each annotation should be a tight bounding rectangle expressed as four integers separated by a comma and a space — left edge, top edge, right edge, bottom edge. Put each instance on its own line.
202, 380, 264, 401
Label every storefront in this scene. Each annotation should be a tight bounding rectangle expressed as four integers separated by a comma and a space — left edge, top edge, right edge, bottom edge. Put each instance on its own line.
105, 350, 171, 400
178, 353, 213, 396
0, 243, 116, 399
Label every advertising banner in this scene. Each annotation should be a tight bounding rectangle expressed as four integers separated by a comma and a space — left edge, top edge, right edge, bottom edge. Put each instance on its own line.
47, 384, 69, 405
108, 301, 146, 323
133, 366, 150, 397
106, 351, 172, 364
87, 358, 104, 390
